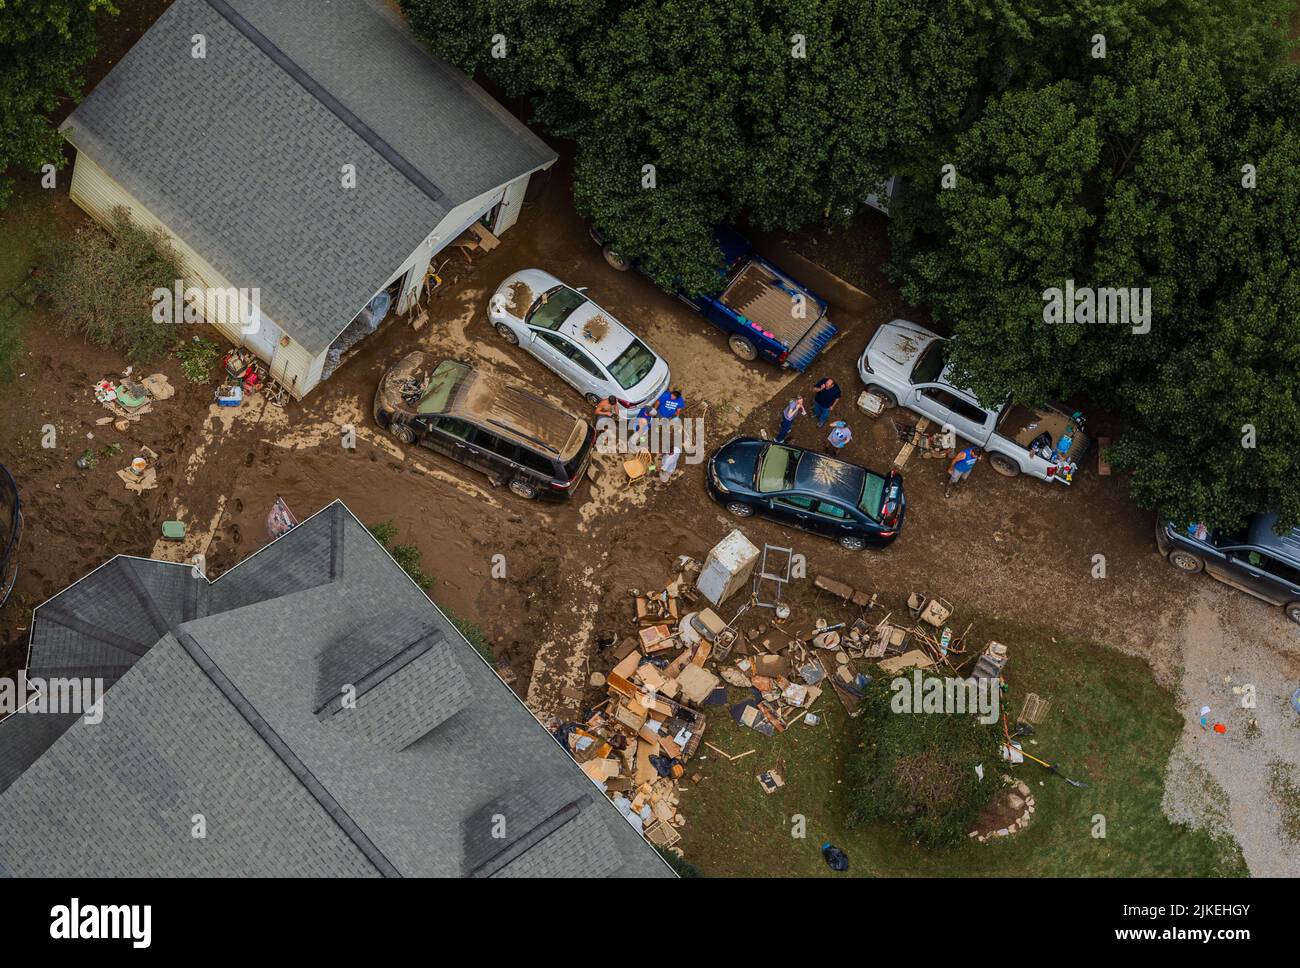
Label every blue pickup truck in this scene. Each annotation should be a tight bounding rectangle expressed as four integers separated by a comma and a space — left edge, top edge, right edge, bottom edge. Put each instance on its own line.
590, 225, 839, 371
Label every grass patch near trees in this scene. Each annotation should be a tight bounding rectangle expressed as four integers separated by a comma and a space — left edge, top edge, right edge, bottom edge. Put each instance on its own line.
675, 618, 1246, 877
0, 182, 58, 381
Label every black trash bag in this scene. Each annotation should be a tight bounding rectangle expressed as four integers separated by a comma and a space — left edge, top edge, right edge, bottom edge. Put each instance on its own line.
821, 843, 849, 871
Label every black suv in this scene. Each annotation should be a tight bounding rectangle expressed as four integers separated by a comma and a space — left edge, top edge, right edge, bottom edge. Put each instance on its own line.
374, 353, 594, 501
1156, 513, 1300, 624
706, 437, 904, 550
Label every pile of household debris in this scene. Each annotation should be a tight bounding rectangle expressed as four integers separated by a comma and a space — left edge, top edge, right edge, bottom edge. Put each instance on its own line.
560, 528, 1017, 848
93, 370, 174, 428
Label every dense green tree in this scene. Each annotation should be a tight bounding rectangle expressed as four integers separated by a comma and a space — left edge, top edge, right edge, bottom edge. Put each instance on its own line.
0, 0, 115, 208
402, 0, 980, 290
890, 40, 1300, 528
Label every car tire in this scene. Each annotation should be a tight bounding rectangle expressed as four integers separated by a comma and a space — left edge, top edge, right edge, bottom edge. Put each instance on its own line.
1286, 602, 1300, 625
725, 501, 754, 518
584, 392, 602, 407
602, 245, 630, 271
389, 423, 415, 446
988, 453, 1020, 477
728, 335, 758, 361
495, 322, 520, 345
508, 478, 538, 500
864, 385, 897, 409
839, 535, 866, 551
1168, 549, 1204, 574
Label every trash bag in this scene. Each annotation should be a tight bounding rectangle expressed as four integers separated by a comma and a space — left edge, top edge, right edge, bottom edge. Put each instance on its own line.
821, 843, 849, 872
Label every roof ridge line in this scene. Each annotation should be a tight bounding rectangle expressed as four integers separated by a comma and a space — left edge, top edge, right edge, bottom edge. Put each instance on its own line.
470, 796, 587, 878
117, 558, 171, 637
172, 628, 402, 877
313, 627, 440, 716
201, 0, 446, 205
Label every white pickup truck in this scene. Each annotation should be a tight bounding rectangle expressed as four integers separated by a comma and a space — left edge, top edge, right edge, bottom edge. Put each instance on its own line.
857, 320, 1091, 484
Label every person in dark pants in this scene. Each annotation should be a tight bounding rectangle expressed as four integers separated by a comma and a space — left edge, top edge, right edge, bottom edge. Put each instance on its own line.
776, 397, 805, 443
812, 377, 841, 427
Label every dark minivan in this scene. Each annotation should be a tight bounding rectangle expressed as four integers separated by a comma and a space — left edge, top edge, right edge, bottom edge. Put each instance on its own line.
706, 437, 904, 550
1156, 513, 1300, 624
374, 353, 594, 501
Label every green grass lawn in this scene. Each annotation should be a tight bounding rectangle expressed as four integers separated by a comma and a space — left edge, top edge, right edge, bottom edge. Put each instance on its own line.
676, 618, 1246, 877
0, 178, 61, 378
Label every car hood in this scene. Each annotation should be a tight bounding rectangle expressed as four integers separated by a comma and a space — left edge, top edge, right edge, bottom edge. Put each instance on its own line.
377, 350, 431, 412
712, 437, 765, 490
867, 319, 938, 375
491, 269, 563, 319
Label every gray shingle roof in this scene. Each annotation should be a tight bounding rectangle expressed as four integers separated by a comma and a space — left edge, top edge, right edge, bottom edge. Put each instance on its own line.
59, 0, 556, 356
0, 636, 380, 878
0, 503, 670, 878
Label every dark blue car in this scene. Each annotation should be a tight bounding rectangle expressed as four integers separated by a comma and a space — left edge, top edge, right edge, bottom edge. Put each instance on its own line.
591, 225, 838, 371
706, 437, 905, 551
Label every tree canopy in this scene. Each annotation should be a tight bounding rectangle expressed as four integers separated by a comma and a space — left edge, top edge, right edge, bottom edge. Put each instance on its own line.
401, 0, 1300, 528
0, 0, 114, 208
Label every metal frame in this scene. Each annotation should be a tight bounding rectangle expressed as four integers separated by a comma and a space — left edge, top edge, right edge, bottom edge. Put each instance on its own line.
752, 544, 792, 609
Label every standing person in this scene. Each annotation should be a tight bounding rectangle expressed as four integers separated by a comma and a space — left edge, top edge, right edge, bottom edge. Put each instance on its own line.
811, 377, 841, 427
825, 420, 852, 454
658, 445, 682, 483
776, 397, 805, 443
654, 387, 685, 420
945, 445, 982, 498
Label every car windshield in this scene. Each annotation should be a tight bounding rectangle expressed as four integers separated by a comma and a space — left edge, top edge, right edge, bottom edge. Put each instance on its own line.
527, 286, 587, 331
608, 339, 657, 390
417, 360, 469, 414
756, 445, 797, 493
858, 473, 886, 522
911, 339, 947, 385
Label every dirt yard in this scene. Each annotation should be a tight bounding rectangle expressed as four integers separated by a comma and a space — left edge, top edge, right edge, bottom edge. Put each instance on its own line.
0, 0, 1296, 872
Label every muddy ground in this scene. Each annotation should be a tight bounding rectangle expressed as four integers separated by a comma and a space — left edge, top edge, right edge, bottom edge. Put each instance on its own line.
0, 0, 1296, 873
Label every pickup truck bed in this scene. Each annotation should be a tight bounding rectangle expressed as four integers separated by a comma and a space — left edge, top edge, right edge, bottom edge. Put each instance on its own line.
720, 261, 837, 370
999, 403, 1091, 465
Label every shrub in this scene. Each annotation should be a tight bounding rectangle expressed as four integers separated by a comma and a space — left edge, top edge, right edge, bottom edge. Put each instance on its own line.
35, 206, 183, 363
843, 675, 999, 847
654, 846, 700, 877
174, 336, 220, 383
367, 520, 431, 589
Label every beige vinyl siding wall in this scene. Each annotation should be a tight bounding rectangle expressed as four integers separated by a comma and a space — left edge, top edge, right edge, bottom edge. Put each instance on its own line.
68, 150, 324, 398
270, 338, 323, 398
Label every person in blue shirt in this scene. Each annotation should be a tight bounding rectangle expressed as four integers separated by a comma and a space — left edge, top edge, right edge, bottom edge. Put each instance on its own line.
945, 446, 982, 498
655, 388, 685, 419
825, 420, 852, 454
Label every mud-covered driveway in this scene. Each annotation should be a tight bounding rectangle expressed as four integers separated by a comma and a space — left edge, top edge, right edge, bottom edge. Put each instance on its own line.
1, 157, 1295, 874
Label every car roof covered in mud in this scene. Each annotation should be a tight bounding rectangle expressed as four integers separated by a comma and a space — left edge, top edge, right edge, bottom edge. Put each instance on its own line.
794, 452, 870, 500
412, 358, 587, 459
